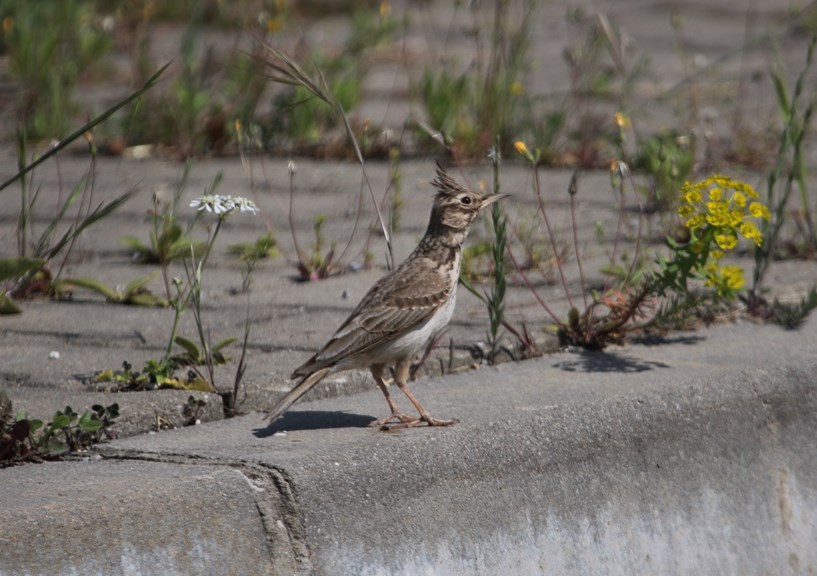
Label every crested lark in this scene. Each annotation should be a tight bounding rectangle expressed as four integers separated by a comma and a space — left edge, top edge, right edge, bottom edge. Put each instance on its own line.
267, 162, 507, 428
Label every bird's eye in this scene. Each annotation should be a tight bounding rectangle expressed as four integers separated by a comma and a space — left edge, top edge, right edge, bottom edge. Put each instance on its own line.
460, 196, 472, 205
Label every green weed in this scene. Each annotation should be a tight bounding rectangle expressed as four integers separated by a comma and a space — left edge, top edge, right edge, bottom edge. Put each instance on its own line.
746, 35, 817, 322
1, 0, 112, 138
228, 233, 280, 292
1, 394, 120, 465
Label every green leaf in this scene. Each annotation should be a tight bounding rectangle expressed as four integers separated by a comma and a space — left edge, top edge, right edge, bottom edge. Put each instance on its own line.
40, 437, 69, 454
95, 369, 115, 382
213, 337, 237, 352
120, 236, 148, 252
127, 292, 167, 307
184, 376, 216, 392
45, 189, 139, 262
62, 276, 119, 300
771, 67, 791, 120
50, 413, 72, 430
0, 294, 22, 315
174, 336, 202, 360
0, 257, 44, 281
36, 175, 88, 256
123, 273, 158, 296
157, 376, 213, 392
163, 223, 183, 245
78, 412, 102, 433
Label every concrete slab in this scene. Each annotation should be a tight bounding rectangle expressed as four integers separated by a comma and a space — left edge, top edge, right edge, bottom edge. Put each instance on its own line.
0, 459, 288, 576
2, 314, 800, 575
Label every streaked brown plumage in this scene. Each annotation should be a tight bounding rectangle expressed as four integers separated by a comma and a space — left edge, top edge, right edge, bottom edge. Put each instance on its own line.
267, 162, 507, 428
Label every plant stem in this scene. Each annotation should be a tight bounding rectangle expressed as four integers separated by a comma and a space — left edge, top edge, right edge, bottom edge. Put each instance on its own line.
16, 129, 29, 258
488, 148, 506, 362
532, 166, 574, 309
567, 172, 588, 309
287, 168, 306, 267
752, 35, 817, 298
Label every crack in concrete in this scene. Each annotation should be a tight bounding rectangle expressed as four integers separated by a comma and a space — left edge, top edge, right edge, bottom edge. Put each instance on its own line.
97, 447, 313, 576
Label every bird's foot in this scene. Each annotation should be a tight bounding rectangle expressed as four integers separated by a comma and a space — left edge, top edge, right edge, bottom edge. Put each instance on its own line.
369, 412, 420, 428
421, 415, 459, 427
376, 414, 459, 431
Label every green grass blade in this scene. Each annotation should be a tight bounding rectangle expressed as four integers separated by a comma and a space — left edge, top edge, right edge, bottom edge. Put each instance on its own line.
62, 277, 119, 300
45, 188, 138, 261
0, 62, 171, 195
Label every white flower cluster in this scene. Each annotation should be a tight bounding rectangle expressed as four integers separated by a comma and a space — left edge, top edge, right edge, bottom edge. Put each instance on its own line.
190, 195, 259, 215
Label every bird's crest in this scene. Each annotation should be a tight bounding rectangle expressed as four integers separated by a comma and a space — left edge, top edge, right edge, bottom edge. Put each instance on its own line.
431, 161, 470, 198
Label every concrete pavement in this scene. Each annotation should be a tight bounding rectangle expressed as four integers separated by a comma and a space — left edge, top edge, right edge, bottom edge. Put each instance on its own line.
2, 315, 816, 575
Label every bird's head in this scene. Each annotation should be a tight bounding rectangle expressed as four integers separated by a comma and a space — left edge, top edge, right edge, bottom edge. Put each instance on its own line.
429, 162, 508, 232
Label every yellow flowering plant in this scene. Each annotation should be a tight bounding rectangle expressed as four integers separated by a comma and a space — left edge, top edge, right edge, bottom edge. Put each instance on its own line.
657, 175, 771, 299
508, 164, 774, 349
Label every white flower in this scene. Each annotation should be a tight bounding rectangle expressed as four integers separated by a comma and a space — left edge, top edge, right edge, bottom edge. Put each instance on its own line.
190, 194, 258, 216
190, 194, 221, 213
287, 161, 297, 177
232, 196, 259, 214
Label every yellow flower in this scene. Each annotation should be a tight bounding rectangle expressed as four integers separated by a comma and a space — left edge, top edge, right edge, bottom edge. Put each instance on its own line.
380, 1, 391, 17
739, 221, 763, 246
709, 187, 723, 201
710, 249, 725, 260
715, 233, 737, 250
706, 212, 730, 227
732, 191, 746, 207
686, 214, 706, 230
678, 204, 694, 218
706, 201, 727, 214
722, 265, 745, 289
510, 81, 524, 96
2, 16, 12, 34
684, 189, 702, 204
614, 112, 630, 129
729, 209, 744, 226
514, 140, 535, 163
749, 201, 771, 221
740, 182, 760, 199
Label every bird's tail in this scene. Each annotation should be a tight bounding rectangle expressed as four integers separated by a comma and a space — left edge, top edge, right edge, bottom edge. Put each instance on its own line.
266, 367, 333, 422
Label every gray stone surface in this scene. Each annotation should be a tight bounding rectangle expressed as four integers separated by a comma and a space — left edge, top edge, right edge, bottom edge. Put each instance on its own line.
0, 459, 283, 576
2, 316, 815, 575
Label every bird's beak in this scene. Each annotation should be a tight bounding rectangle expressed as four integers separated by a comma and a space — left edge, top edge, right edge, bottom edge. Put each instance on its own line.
478, 193, 509, 210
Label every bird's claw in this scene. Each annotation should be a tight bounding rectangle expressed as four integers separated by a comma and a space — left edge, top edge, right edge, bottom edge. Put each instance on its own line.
369, 413, 419, 428
373, 413, 459, 431
422, 415, 459, 427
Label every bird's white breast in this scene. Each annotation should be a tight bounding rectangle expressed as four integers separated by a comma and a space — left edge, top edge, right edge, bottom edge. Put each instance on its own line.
360, 252, 460, 365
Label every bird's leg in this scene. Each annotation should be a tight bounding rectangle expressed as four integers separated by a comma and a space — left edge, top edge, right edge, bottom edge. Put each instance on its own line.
393, 357, 459, 428
368, 363, 420, 427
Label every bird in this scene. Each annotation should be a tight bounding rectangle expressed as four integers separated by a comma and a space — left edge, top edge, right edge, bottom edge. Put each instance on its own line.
266, 162, 508, 429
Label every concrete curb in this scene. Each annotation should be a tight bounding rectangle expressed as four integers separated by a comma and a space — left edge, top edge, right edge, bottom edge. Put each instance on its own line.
2, 318, 816, 575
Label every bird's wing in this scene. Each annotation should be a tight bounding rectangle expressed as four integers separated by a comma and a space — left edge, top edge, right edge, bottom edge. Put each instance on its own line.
291, 259, 451, 376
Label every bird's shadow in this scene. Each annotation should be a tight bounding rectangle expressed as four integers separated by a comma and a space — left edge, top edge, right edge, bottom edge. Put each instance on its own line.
253, 410, 375, 437
554, 349, 670, 373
